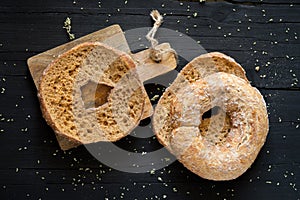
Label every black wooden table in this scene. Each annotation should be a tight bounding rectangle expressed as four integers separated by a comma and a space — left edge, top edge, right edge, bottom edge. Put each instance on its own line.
0, 0, 299, 199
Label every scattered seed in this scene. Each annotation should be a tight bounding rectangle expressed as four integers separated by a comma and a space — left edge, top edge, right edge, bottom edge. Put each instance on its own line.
265, 180, 272, 184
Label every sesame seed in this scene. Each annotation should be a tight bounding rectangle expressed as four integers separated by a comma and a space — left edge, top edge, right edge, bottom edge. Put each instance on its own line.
266, 181, 272, 184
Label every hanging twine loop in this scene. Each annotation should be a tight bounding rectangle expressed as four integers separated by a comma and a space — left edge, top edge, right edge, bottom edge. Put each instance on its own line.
146, 10, 177, 63
146, 10, 163, 49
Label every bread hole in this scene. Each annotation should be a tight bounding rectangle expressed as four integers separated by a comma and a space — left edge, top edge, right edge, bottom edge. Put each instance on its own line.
129, 103, 134, 109
199, 106, 232, 145
80, 80, 114, 109
68, 70, 75, 76
202, 106, 221, 119
117, 65, 125, 71
139, 117, 151, 127
54, 77, 60, 84
130, 113, 135, 118
114, 74, 122, 80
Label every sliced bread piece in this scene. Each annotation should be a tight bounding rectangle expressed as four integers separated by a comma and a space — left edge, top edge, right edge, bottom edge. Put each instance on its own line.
39, 42, 145, 150
153, 53, 269, 180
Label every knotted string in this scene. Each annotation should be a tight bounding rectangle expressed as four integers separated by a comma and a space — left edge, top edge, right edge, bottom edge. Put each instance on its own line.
146, 10, 163, 48
146, 10, 177, 63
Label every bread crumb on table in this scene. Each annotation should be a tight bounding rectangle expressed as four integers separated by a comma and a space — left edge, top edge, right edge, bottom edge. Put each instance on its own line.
150, 94, 160, 101
63, 17, 75, 40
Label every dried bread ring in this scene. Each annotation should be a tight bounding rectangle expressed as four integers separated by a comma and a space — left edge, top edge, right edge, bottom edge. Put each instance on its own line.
153, 53, 269, 180
39, 42, 145, 150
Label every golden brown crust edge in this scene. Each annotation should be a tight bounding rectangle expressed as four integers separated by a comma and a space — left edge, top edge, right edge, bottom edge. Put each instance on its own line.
38, 43, 98, 150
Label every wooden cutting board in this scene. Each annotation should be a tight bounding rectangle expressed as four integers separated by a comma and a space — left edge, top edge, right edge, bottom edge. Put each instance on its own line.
27, 24, 176, 150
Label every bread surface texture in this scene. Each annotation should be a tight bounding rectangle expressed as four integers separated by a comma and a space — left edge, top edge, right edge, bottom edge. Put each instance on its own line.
153, 52, 269, 180
154, 52, 248, 148
39, 42, 145, 150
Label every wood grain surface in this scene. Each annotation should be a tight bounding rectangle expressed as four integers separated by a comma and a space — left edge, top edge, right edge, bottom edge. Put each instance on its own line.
0, 0, 299, 199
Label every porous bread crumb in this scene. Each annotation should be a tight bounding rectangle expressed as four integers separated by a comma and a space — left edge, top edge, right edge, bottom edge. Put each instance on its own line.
38, 43, 145, 150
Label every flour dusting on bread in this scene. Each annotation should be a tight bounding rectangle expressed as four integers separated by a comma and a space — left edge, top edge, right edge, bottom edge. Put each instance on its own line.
153, 52, 269, 180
